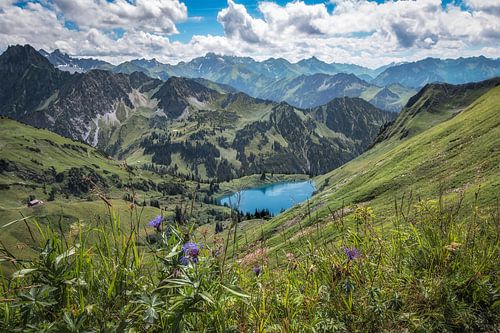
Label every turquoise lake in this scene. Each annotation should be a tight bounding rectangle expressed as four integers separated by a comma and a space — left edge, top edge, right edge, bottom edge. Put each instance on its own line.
218, 180, 316, 216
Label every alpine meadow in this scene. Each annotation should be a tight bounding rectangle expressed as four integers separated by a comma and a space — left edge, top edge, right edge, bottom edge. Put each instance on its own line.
0, 0, 499, 332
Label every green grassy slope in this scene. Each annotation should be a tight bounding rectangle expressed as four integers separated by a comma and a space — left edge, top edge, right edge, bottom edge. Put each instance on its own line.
200, 81, 500, 260
314, 84, 499, 209
0, 117, 229, 265
375, 78, 499, 142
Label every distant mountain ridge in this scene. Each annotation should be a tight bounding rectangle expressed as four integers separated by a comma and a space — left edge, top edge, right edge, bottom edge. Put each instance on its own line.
41, 49, 500, 89
257, 72, 415, 111
39, 49, 113, 73
108, 53, 416, 111
40, 49, 499, 112
373, 56, 500, 88
40, 50, 411, 110
259, 73, 371, 108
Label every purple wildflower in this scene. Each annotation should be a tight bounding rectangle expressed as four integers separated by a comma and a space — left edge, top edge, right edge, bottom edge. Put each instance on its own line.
343, 247, 362, 261
180, 242, 202, 265
252, 265, 262, 276
183, 242, 200, 257
148, 215, 163, 230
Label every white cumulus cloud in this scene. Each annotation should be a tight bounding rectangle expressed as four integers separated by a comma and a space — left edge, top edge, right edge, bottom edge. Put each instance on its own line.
52, 0, 187, 34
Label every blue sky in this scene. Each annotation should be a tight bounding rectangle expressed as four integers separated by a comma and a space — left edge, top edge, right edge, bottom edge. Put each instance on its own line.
1, 0, 498, 66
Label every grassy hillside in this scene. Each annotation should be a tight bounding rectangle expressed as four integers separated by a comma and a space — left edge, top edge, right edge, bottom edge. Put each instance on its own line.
374, 78, 499, 142
200, 81, 500, 260
0, 117, 229, 267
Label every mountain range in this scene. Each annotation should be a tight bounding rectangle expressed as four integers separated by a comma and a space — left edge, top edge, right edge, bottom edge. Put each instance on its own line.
40, 49, 500, 112
70, 51, 412, 110
1, 43, 499, 332
3, 44, 498, 182
372, 56, 500, 88
0, 45, 393, 180
257, 72, 415, 111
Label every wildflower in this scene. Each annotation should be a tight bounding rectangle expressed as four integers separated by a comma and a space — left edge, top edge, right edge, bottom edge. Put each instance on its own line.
180, 242, 202, 265
183, 242, 200, 257
148, 215, 163, 230
343, 247, 361, 261
252, 265, 262, 276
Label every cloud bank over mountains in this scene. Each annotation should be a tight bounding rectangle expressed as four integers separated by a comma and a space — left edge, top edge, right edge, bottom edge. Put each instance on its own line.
0, 0, 498, 67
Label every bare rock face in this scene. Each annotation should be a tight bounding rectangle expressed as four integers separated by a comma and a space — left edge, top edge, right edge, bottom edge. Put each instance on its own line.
153, 77, 219, 119
40, 48, 113, 73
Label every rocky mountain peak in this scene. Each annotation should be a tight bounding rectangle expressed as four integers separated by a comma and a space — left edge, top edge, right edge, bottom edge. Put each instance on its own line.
0, 44, 53, 70
152, 77, 220, 119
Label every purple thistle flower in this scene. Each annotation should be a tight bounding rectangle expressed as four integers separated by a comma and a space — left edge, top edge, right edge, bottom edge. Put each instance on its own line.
180, 242, 203, 265
148, 215, 163, 229
343, 247, 362, 261
183, 242, 200, 257
252, 265, 262, 276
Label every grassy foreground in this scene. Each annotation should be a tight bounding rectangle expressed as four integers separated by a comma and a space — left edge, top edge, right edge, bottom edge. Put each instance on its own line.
0, 194, 498, 332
